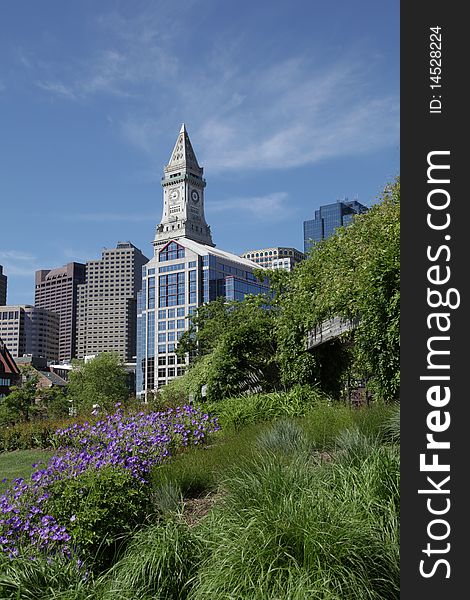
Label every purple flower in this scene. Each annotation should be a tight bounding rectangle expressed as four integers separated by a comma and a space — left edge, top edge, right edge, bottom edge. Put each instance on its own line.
1, 404, 219, 561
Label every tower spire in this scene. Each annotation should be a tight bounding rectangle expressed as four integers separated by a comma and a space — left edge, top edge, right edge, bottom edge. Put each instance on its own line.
154, 124, 214, 249
166, 123, 202, 177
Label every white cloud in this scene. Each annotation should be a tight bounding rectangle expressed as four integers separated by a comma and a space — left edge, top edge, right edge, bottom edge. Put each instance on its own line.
116, 50, 398, 172
209, 192, 292, 222
193, 58, 399, 172
31, 6, 399, 172
36, 80, 77, 99
0, 250, 38, 277
0, 250, 36, 261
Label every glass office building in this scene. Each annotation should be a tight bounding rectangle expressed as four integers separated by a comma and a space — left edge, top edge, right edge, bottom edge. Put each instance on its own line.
136, 240, 268, 396
303, 200, 369, 252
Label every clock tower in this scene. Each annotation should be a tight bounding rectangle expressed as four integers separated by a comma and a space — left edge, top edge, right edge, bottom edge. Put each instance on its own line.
153, 123, 214, 250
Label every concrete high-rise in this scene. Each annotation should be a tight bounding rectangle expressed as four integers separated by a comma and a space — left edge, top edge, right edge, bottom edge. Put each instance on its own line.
137, 124, 269, 397
76, 242, 149, 362
0, 266, 7, 305
0, 305, 60, 361
241, 247, 304, 271
35, 262, 86, 362
303, 199, 369, 252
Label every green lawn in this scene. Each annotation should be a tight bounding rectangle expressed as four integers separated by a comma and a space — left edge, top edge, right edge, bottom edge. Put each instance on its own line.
0, 449, 54, 492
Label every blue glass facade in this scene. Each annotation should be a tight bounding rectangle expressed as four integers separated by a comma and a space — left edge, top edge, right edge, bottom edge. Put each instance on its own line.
136, 240, 269, 397
225, 275, 269, 301
303, 200, 368, 253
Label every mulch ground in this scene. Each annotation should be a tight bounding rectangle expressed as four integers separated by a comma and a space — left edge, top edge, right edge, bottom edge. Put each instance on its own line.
182, 491, 222, 527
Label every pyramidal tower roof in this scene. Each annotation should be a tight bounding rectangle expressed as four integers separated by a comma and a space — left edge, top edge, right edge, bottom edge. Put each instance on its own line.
154, 124, 214, 249
164, 123, 202, 176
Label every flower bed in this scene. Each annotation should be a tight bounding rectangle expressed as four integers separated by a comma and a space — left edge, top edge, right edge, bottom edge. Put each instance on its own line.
0, 405, 219, 561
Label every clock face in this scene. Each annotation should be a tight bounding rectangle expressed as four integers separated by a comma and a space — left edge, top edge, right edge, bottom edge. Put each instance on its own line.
191, 189, 200, 203
169, 189, 180, 203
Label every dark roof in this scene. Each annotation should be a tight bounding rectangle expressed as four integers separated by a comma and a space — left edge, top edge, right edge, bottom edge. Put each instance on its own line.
0, 337, 20, 376
38, 371, 67, 387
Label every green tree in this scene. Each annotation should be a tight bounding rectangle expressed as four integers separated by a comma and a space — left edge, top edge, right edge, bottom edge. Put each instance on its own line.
176, 294, 280, 401
276, 178, 400, 401
37, 386, 69, 419
0, 366, 39, 423
67, 352, 129, 414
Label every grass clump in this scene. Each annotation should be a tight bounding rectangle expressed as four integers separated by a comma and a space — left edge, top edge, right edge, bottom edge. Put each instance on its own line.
255, 418, 309, 455
1, 403, 400, 599
300, 401, 354, 449
151, 480, 183, 516
381, 403, 400, 442
204, 385, 328, 432
99, 519, 201, 600
151, 422, 263, 499
189, 430, 399, 600
351, 401, 399, 441
0, 553, 92, 600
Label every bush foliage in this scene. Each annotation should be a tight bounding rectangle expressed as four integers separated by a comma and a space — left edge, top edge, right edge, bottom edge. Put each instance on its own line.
276, 178, 400, 400
44, 465, 150, 571
67, 353, 130, 414
176, 295, 280, 402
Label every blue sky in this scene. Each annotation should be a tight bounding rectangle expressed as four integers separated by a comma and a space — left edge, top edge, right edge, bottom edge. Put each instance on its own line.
0, 0, 399, 306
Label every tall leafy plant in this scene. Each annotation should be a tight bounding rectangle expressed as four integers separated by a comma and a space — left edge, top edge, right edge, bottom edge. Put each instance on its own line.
276, 178, 400, 400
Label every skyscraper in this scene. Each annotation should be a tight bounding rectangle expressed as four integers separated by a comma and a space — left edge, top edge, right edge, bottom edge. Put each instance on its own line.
35, 262, 86, 362
76, 242, 149, 363
303, 199, 369, 252
0, 305, 60, 361
0, 266, 7, 305
137, 124, 269, 397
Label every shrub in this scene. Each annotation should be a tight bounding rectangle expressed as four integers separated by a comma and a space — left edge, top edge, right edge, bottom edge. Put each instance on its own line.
276, 179, 400, 401
0, 422, 53, 452
67, 353, 130, 415
0, 406, 219, 568
158, 354, 213, 406
44, 465, 150, 571
0, 417, 88, 452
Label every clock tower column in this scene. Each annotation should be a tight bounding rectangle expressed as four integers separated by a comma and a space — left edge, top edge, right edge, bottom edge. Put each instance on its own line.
153, 123, 214, 250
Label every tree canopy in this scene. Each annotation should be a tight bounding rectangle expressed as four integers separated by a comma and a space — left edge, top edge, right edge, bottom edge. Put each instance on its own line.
0, 366, 39, 424
67, 352, 129, 414
175, 294, 280, 402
